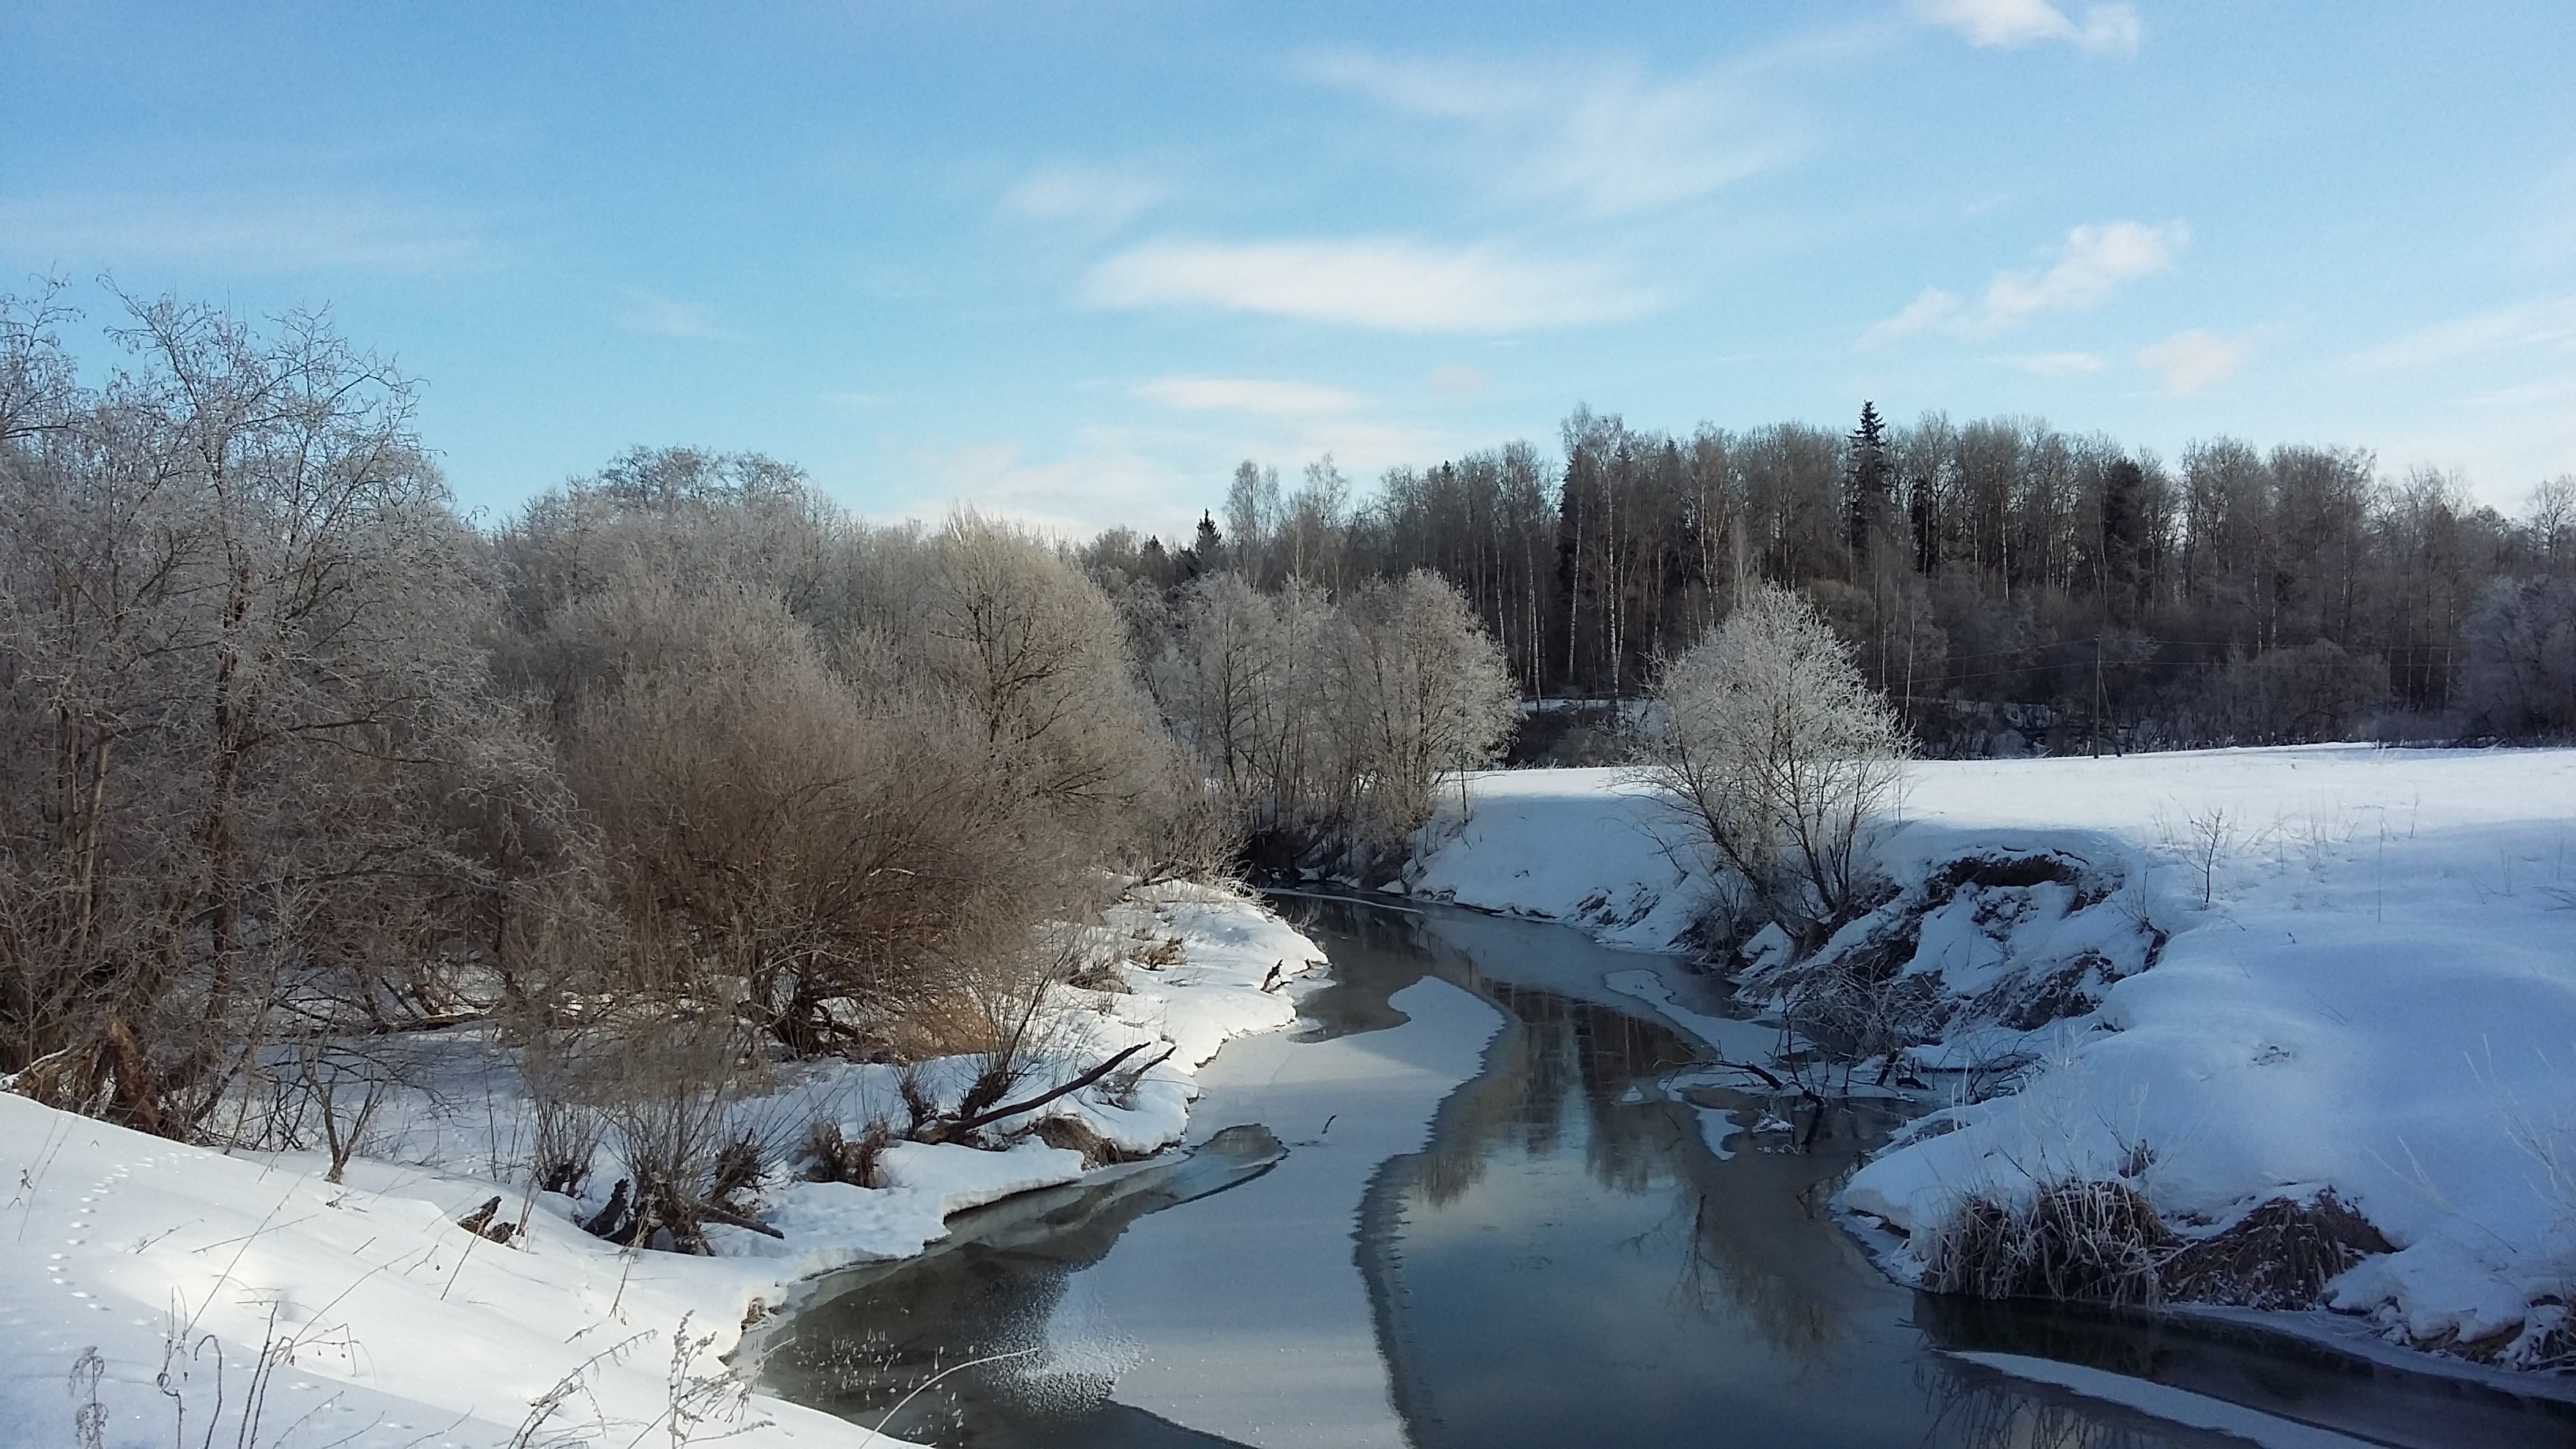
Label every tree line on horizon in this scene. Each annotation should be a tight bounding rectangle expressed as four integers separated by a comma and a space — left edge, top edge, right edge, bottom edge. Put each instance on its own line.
1084, 404, 2576, 753
3, 282, 2571, 1189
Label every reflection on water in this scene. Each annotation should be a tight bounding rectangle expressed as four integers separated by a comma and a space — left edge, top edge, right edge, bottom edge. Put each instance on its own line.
759, 893, 2575, 1448
754, 1127, 1286, 1447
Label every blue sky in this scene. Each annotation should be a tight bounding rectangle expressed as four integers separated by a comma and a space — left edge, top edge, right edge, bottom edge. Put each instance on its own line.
5, 1, 2570, 537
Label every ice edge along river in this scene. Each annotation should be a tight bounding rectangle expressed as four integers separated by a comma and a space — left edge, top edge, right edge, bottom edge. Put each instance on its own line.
1031, 974, 1506, 1447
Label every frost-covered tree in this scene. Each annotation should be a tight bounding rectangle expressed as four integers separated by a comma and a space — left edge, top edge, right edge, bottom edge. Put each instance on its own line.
1155, 571, 1279, 802
916, 512, 1169, 812
1336, 571, 1520, 839
0, 291, 553, 1133
2463, 575, 2576, 736
1155, 568, 1514, 856
1653, 584, 1905, 934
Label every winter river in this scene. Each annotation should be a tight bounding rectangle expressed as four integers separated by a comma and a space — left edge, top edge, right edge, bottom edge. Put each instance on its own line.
758, 894, 2576, 1448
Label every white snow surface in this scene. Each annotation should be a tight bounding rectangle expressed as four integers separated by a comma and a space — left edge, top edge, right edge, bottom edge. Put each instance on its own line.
1409, 768, 1709, 949
0, 880, 1324, 1449
1417, 749, 2576, 1365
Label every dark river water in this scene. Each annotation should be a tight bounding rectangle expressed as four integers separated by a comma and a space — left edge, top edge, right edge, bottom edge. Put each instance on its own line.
756, 894, 2576, 1448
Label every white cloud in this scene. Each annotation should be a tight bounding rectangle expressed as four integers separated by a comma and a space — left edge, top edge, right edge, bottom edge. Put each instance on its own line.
1298, 51, 1541, 120
1430, 363, 1492, 399
1979, 219, 2187, 329
2008, 350, 2109, 374
1134, 376, 1366, 416
1000, 166, 1163, 230
1859, 287, 1962, 346
2457, 378, 2576, 411
1082, 237, 1654, 333
1863, 219, 2186, 343
2136, 328, 2252, 395
1909, 0, 2142, 55
879, 433, 1185, 539
614, 290, 742, 341
0, 190, 485, 275
2353, 293, 2576, 371
1297, 52, 1807, 218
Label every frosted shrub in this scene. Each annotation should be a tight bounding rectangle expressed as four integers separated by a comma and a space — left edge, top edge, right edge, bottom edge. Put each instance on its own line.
2464, 575, 2576, 738
1651, 584, 1905, 937
1155, 568, 1515, 866
1922, 1177, 2172, 1307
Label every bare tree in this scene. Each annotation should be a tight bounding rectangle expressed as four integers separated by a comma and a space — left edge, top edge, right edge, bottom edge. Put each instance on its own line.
1157, 572, 1282, 807
1152, 567, 1514, 861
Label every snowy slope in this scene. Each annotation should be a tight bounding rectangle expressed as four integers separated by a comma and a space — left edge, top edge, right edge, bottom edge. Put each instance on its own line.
1417, 749, 2576, 1366
0, 882, 1326, 1449
1409, 768, 1710, 949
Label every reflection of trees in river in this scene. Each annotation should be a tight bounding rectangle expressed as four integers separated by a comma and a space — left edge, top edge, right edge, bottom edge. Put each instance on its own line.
1406, 979, 1703, 1208
774, 899, 2556, 1449
1659, 1101, 1869, 1366
1380, 916, 1871, 1367
1918, 1355, 2189, 1449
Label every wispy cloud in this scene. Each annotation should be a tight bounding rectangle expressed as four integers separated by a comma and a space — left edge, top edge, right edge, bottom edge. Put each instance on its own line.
2353, 292, 2576, 371
2136, 328, 2252, 395
1430, 363, 1492, 399
1862, 288, 1966, 347
2515, 151, 2576, 268
1134, 376, 1366, 416
1083, 237, 1654, 333
1863, 219, 2188, 343
1000, 165, 1163, 230
614, 290, 743, 341
1908, 0, 2142, 55
1297, 51, 1809, 218
882, 432, 1184, 538
1979, 220, 2187, 328
2006, 350, 2108, 374
0, 190, 486, 275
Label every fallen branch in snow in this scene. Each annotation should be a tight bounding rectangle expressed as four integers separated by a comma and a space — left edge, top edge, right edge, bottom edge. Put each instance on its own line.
355, 1009, 487, 1036
1704, 1054, 1786, 1091
911, 1040, 1170, 1146
692, 1197, 785, 1240
577, 1177, 784, 1248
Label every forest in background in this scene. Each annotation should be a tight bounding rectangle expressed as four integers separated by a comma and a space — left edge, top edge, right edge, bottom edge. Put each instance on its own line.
4, 283, 2573, 1189
1085, 404, 2576, 754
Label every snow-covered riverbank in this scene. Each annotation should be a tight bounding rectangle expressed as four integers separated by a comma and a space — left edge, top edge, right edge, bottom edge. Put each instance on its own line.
0, 882, 1325, 1449
1412, 747, 2576, 1372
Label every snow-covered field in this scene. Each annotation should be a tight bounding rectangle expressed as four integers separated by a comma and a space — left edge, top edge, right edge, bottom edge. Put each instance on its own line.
0, 882, 1325, 1449
1413, 747, 2576, 1368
